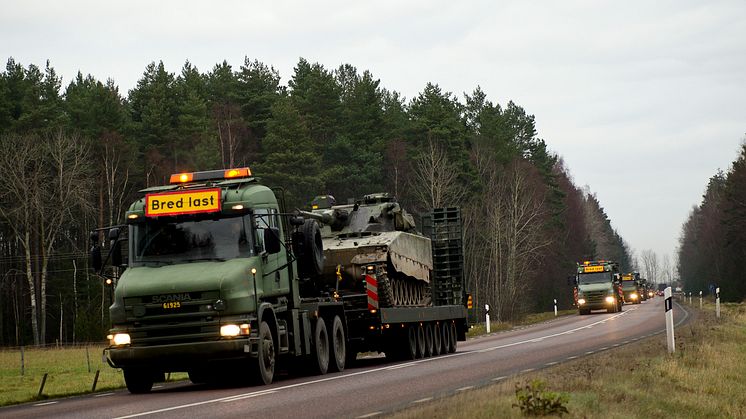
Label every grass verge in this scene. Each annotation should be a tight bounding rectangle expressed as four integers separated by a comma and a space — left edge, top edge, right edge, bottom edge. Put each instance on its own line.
392, 302, 746, 418
0, 345, 185, 406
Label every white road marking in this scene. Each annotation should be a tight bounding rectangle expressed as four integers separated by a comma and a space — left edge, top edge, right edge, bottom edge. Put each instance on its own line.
612, 344, 620, 347
34, 401, 58, 407
412, 397, 433, 404
545, 362, 558, 366
356, 412, 382, 418
456, 386, 474, 392
585, 351, 595, 355
385, 364, 413, 370
94, 393, 114, 397
599, 347, 608, 351
152, 385, 163, 389
521, 368, 535, 373
220, 390, 277, 403
492, 376, 507, 381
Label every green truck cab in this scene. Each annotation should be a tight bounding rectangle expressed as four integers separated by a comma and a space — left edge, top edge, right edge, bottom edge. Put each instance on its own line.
574, 260, 623, 315
91, 168, 468, 393
621, 272, 645, 304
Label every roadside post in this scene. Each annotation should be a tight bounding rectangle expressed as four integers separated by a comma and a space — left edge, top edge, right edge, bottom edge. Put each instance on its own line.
688, 292, 692, 304
554, 299, 558, 317
485, 304, 491, 333
699, 291, 702, 309
664, 287, 675, 354
716, 287, 720, 318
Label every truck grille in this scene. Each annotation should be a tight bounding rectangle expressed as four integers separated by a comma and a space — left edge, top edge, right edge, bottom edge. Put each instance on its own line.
583, 290, 608, 304
124, 290, 220, 346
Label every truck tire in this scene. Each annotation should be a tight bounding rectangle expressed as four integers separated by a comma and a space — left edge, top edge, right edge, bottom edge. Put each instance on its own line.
424, 323, 434, 357
254, 321, 276, 385
440, 322, 450, 354
329, 315, 346, 372
188, 368, 210, 384
405, 326, 418, 360
432, 323, 442, 356
295, 220, 324, 278
123, 367, 155, 394
447, 322, 457, 353
312, 317, 330, 375
415, 324, 425, 359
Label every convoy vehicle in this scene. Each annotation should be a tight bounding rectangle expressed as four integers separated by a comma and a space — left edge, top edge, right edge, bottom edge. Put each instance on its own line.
573, 260, 623, 315
91, 168, 468, 393
621, 272, 643, 304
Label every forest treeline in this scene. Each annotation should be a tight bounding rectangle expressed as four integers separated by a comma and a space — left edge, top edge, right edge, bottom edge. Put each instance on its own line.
678, 143, 746, 301
0, 57, 632, 346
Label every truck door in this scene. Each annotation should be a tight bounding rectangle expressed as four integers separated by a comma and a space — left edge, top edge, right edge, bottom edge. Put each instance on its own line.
254, 208, 290, 296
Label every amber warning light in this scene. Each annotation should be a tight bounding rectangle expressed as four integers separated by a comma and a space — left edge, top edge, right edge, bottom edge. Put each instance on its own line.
145, 188, 221, 217
170, 167, 252, 184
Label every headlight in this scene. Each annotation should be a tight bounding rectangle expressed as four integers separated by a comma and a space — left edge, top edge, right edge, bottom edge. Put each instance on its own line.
605, 296, 615, 304
109, 333, 131, 346
220, 324, 241, 337
577, 298, 586, 305
630, 293, 638, 300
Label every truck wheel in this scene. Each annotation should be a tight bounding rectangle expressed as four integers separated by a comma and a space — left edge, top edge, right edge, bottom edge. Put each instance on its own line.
405, 326, 417, 360
432, 323, 442, 356
312, 317, 330, 375
440, 322, 450, 354
123, 367, 155, 394
424, 323, 434, 357
329, 315, 346, 372
254, 321, 275, 385
447, 322, 457, 353
415, 324, 425, 359
188, 368, 210, 384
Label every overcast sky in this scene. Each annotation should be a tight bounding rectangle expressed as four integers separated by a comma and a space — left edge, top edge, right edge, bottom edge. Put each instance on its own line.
2, 0, 745, 266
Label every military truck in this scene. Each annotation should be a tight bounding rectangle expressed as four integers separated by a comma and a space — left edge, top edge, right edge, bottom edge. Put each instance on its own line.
573, 260, 623, 314
91, 168, 468, 393
621, 273, 643, 304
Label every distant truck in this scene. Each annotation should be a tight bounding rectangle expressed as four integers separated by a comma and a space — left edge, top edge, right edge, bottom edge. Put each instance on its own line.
91, 168, 468, 393
573, 260, 623, 315
621, 272, 644, 304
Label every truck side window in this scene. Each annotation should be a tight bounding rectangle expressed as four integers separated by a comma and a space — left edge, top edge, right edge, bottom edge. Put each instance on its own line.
253, 209, 278, 253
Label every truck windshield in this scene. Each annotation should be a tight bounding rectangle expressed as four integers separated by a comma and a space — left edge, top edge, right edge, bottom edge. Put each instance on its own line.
131, 215, 253, 266
621, 282, 637, 290
578, 272, 612, 285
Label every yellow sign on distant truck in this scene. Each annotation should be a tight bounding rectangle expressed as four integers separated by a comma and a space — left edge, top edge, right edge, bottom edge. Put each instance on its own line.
583, 265, 605, 273
145, 188, 221, 217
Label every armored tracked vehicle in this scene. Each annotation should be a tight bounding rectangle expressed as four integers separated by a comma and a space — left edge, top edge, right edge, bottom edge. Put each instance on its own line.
299, 193, 434, 308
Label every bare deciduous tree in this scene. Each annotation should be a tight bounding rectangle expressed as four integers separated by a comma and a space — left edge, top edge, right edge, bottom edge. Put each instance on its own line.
409, 136, 467, 210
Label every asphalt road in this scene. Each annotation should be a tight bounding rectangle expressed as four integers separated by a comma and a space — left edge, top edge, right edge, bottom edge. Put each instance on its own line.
0, 298, 691, 419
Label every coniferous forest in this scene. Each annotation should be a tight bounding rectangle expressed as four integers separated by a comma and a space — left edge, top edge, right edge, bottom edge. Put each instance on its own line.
0, 57, 634, 346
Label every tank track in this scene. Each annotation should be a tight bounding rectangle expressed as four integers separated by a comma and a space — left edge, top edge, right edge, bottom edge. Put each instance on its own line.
375, 265, 431, 307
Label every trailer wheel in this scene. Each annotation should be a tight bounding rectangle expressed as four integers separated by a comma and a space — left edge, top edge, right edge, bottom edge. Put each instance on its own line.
424, 323, 434, 357
447, 322, 457, 353
440, 322, 450, 354
432, 323, 442, 356
123, 367, 155, 394
415, 324, 425, 359
329, 315, 346, 372
312, 317, 330, 375
404, 326, 417, 360
253, 321, 276, 385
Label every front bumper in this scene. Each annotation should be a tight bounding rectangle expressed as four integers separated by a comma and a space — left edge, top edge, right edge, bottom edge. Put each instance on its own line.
105, 338, 257, 369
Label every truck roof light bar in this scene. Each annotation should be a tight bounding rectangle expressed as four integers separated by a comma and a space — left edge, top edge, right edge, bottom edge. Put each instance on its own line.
170, 167, 252, 184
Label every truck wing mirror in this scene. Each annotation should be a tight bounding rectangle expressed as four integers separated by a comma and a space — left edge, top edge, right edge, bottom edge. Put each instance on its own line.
264, 227, 281, 254
109, 228, 122, 267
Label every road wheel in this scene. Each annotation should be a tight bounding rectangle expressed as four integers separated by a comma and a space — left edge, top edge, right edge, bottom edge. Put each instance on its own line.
424, 323, 434, 357
254, 321, 275, 384
188, 368, 210, 384
415, 324, 425, 359
123, 367, 155, 394
432, 323, 442, 356
329, 315, 346, 372
312, 317, 330, 375
440, 322, 450, 354
447, 322, 457, 353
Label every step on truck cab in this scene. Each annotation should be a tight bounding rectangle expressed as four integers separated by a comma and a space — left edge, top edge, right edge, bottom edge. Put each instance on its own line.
91, 168, 468, 393
573, 260, 623, 315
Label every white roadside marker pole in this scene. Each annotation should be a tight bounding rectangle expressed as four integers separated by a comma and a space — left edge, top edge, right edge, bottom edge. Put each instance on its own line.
664, 287, 675, 354
699, 291, 702, 309
554, 299, 557, 317
716, 287, 720, 318
485, 304, 491, 333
